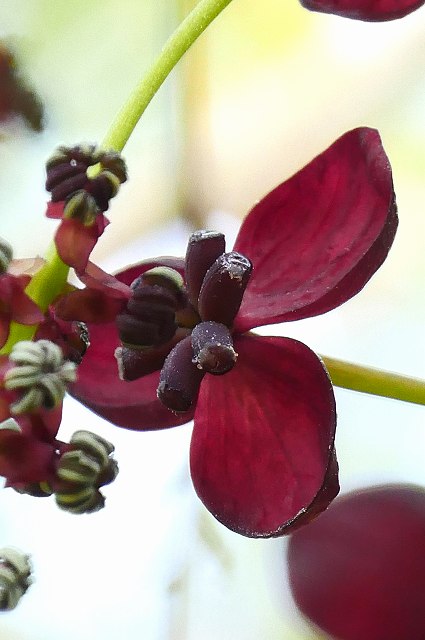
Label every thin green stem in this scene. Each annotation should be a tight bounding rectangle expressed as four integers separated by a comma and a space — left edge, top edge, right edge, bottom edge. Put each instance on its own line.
101, 0, 234, 153
321, 355, 425, 406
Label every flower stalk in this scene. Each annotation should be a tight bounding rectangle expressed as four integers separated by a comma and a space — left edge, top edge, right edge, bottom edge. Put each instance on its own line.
101, 0, 234, 153
321, 356, 425, 406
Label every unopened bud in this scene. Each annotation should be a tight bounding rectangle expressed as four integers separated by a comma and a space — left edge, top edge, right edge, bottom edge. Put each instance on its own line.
5, 340, 77, 414
0, 547, 32, 611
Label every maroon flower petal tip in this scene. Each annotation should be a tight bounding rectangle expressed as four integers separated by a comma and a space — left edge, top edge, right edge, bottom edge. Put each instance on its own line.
190, 335, 337, 538
54, 217, 108, 273
198, 252, 252, 326
185, 231, 226, 308
299, 0, 425, 21
69, 320, 194, 430
288, 484, 425, 640
234, 127, 397, 333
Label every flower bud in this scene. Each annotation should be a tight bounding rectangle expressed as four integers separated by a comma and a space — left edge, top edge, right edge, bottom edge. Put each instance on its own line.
54, 430, 118, 515
4, 340, 77, 414
0, 547, 32, 611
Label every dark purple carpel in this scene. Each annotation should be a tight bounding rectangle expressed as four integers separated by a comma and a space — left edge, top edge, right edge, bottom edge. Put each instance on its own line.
288, 484, 425, 640
185, 231, 226, 307
191, 321, 236, 375
158, 336, 205, 412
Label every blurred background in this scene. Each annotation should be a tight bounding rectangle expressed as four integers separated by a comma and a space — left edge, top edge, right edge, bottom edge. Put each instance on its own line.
0, 0, 424, 638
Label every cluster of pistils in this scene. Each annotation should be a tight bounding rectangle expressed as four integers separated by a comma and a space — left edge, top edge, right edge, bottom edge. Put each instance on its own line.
116, 267, 195, 381
156, 231, 252, 413
54, 430, 118, 514
0, 236, 13, 274
4, 340, 77, 414
45, 144, 127, 225
0, 548, 32, 611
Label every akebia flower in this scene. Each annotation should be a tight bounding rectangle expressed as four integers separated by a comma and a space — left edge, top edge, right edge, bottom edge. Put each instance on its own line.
300, 0, 425, 21
63, 127, 397, 537
287, 484, 425, 640
0, 342, 118, 514
45, 144, 127, 272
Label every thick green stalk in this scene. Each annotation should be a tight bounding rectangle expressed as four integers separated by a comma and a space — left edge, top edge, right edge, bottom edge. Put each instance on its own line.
101, 0, 234, 153
321, 356, 425, 406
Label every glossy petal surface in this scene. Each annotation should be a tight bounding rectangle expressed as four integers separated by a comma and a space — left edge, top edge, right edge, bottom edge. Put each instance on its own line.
190, 334, 337, 537
69, 319, 193, 430
300, 0, 425, 21
288, 484, 425, 640
234, 128, 396, 332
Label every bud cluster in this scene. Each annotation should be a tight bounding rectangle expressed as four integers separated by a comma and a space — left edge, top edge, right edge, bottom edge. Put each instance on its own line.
45, 144, 127, 225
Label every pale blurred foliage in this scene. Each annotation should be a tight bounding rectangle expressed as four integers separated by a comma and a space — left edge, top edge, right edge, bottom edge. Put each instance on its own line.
0, 1, 424, 639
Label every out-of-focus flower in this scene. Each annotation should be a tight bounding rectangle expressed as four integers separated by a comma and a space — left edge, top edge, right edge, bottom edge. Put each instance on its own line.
45, 145, 127, 272
0, 237, 45, 349
0, 547, 32, 611
299, 0, 425, 21
0, 42, 44, 131
288, 484, 425, 640
58, 127, 397, 537
0, 342, 118, 513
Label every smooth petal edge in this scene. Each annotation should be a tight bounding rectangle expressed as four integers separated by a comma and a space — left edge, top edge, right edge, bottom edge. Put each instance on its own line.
234, 127, 396, 332
190, 334, 338, 537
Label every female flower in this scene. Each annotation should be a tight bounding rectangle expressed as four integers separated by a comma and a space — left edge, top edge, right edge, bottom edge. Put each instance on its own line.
59, 127, 397, 537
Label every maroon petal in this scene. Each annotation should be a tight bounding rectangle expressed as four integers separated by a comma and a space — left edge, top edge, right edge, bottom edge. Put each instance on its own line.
112, 258, 186, 286
0, 430, 56, 483
45, 200, 65, 219
9, 275, 44, 324
299, 0, 425, 21
69, 320, 194, 430
54, 216, 109, 273
233, 128, 396, 333
288, 484, 425, 640
190, 334, 338, 537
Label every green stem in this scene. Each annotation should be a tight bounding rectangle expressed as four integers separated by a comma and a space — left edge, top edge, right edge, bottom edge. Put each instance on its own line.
321, 355, 425, 406
101, 0, 234, 153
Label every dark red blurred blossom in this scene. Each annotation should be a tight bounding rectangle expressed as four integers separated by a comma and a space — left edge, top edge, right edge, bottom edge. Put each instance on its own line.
0, 43, 44, 131
58, 127, 396, 537
300, 0, 425, 20
45, 146, 127, 272
288, 484, 425, 640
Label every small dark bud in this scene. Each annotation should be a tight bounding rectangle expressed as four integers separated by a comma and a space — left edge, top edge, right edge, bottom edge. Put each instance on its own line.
198, 251, 252, 327
157, 336, 205, 412
185, 230, 226, 308
191, 321, 237, 375
45, 144, 127, 214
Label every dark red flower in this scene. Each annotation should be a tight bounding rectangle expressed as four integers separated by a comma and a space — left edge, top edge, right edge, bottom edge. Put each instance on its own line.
288, 484, 425, 640
299, 0, 425, 21
61, 127, 397, 537
45, 146, 127, 272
